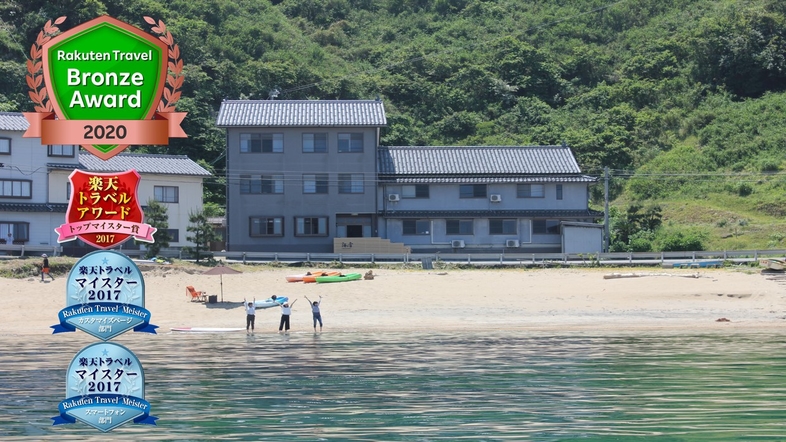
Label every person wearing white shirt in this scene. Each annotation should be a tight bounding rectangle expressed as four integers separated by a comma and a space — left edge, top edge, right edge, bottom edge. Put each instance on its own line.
244, 299, 256, 333
278, 299, 297, 332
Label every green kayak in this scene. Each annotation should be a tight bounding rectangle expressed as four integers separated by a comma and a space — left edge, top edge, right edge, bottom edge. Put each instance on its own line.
315, 272, 362, 283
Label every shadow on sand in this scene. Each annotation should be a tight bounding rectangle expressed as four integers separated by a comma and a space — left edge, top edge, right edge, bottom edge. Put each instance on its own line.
204, 301, 244, 310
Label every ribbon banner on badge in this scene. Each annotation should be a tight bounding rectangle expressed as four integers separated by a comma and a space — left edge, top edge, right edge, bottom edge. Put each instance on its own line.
52, 250, 157, 340
22, 15, 186, 160
55, 169, 155, 250
53, 342, 157, 432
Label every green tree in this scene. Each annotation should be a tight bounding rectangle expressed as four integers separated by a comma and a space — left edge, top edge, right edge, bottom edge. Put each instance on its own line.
185, 209, 217, 263
142, 199, 171, 259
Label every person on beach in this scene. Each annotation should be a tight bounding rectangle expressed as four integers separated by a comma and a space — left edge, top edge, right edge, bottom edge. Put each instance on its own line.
278, 299, 297, 332
305, 295, 323, 332
41, 254, 54, 281
244, 299, 256, 333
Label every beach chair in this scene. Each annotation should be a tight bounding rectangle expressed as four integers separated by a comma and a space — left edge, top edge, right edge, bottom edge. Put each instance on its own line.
186, 286, 207, 302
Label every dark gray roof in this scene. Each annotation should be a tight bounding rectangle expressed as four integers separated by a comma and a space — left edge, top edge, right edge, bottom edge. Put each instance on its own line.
380, 209, 603, 218
378, 145, 586, 177
216, 100, 387, 127
80, 153, 211, 176
0, 112, 29, 131
0, 202, 67, 213
385, 176, 596, 184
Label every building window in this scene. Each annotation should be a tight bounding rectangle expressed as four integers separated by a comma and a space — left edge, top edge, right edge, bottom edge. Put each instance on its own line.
489, 219, 517, 235
303, 174, 328, 194
0, 179, 32, 198
165, 229, 179, 242
240, 133, 283, 153
66, 182, 71, 200
338, 133, 363, 153
262, 175, 284, 194
556, 184, 563, 200
0, 138, 9, 154
402, 184, 429, 198
338, 174, 364, 194
460, 184, 487, 198
446, 219, 474, 235
250, 217, 283, 236
403, 219, 430, 235
295, 217, 328, 236
240, 175, 258, 194
48, 144, 75, 157
154, 186, 179, 203
517, 184, 545, 198
243, 175, 283, 194
303, 133, 328, 153
0, 222, 29, 242
533, 219, 561, 234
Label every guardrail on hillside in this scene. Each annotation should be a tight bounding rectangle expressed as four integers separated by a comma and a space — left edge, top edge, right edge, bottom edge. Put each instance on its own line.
0, 244, 63, 258
3, 246, 784, 267
204, 249, 786, 267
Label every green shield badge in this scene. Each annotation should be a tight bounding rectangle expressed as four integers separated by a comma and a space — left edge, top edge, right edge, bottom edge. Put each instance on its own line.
24, 16, 186, 159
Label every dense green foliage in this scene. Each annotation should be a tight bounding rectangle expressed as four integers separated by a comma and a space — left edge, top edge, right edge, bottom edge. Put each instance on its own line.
2, 0, 786, 250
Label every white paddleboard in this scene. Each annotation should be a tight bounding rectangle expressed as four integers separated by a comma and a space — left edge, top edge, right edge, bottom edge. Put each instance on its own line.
170, 327, 246, 333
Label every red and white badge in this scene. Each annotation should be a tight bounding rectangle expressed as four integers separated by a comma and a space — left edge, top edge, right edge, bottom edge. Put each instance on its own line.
55, 169, 156, 249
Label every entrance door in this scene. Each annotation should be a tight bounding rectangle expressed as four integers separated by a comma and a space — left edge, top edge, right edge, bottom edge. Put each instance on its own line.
346, 225, 363, 238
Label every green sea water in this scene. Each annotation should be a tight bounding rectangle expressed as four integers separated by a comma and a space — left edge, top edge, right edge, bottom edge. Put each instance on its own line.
1, 330, 785, 441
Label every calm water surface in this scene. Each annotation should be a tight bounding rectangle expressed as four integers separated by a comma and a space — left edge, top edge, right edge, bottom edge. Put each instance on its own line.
1, 330, 785, 441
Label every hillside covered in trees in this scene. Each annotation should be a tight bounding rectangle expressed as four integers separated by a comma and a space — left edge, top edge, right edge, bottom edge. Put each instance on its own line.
1, 0, 785, 251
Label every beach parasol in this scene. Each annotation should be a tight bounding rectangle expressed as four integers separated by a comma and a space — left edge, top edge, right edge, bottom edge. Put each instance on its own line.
202, 265, 241, 302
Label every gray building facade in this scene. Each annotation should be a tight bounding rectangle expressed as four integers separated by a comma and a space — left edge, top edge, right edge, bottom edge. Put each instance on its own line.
217, 100, 602, 253
217, 100, 387, 252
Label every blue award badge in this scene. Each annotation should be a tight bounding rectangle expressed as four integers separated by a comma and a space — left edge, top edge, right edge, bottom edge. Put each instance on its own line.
53, 342, 157, 431
51, 250, 157, 340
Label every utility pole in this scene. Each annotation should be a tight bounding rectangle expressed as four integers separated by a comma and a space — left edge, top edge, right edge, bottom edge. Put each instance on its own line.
604, 166, 610, 253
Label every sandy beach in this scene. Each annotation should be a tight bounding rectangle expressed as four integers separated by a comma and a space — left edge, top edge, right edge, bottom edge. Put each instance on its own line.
4, 263, 785, 336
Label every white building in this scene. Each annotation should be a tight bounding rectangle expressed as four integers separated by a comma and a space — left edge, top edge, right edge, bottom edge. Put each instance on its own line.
0, 112, 210, 254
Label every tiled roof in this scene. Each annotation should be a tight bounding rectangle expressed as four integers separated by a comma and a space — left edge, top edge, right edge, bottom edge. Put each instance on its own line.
0, 202, 67, 213
383, 176, 596, 184
0, 112, 29, 131
80, 153, 211, 176
216, 100, 387, 127
380, 209, 604, 218
378, 145, 584, 176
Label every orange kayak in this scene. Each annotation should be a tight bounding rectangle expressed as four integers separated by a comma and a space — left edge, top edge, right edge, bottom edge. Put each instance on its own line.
285, 271, 320, 283
302, 271, 341, 283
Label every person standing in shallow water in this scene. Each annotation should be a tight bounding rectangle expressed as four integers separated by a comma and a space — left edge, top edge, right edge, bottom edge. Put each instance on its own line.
305, 295, 323, 332
244, 299, 256, 333
41, 254, 54, 281
278, 299, 297, 332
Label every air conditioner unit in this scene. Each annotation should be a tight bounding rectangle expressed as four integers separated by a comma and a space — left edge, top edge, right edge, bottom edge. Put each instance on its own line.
451, 239, 465, 248
505, 239, 520, 248
388, 194, 400, 202
490, 194, 502, 202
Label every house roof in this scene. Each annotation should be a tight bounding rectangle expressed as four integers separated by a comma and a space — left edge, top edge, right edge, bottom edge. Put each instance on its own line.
79, 153, 212, 176
0, 202, 67, 213
379, 209, 604, 218
0, 112, 30, 131
385, 176, 596, 184
378, 145, 587, 177
216, 100, 387, 127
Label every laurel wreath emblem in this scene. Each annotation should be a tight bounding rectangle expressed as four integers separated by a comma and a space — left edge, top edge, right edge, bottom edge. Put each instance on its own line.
26, 16, 183, 114
144, 16, 184, 113
26, 16, 66, 113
